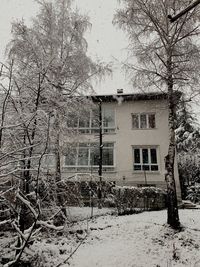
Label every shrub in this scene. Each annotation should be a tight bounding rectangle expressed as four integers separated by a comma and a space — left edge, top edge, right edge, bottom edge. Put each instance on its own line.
186, 184, 200, 204
112, 186, 166, 215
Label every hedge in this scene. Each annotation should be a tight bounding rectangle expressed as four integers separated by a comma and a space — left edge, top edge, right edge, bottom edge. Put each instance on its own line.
111, 186, 167, 215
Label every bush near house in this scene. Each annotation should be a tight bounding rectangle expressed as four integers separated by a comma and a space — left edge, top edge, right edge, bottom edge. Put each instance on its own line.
37, 179, 115, 208
112, 186, 167, 215
56, 182, 167, 212
0, 180, 167, 224
186, 184, 200, 204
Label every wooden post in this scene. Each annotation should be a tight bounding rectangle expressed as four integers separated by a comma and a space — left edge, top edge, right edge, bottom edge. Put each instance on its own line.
98, 99, 103, 208
98, 99, 103, 179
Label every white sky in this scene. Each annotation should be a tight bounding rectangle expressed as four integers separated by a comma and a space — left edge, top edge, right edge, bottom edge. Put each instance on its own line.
0, 0, 133, 95
0, 1, 199, 119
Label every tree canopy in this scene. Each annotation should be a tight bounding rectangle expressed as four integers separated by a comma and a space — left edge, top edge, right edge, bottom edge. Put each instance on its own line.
114, 0, 200, 95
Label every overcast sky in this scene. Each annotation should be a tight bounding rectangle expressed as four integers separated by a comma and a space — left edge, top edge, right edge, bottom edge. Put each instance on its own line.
0, 0, 133, 94
0, 1, 200, 119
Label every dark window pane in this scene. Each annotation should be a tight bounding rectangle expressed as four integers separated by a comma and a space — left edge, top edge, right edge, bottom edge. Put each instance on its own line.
134, 149, 140, 163
133, 147, 158, 172
134, 165, 141, 170
150, 149, 157, 164
142, 165, 150, 171
103, 107, 115, 128
90, 143, 114, 166
65, 149, 77, 166
103, 128, 112, 133
91, 119, 99, 128
78, 148, 89, 166
67, 114, 78, 128
103, 128, 115, 133
132, 114, 139, 128
142, 149, 149, 164
91, 128, 99, 133
140, 114, 147, 128
102, 148, 114, 166
151, 165, 159, 171
79, 117, 90, 128
91, 109, 99, 128
149, 114, 156, 128
90, 147, 99, 166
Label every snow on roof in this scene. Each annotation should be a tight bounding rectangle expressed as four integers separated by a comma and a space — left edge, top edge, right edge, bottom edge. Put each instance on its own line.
90, 91, 182, 103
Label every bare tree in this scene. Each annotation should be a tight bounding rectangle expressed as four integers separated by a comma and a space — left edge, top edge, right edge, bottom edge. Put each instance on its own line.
168, 0, 200, 22
0, 62, 85, 264
114, 0, 200, 229
0, 1, 110, 264
6, 0, 109, 214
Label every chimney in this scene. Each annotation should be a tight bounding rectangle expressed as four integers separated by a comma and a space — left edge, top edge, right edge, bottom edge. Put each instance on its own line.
117, 89, 123, 94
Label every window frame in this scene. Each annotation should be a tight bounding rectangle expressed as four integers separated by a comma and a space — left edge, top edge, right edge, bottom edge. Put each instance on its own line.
132, 113, 156, 129
68, 106, 116, 134
64, 142, 115, 169
132, 146, 159, 172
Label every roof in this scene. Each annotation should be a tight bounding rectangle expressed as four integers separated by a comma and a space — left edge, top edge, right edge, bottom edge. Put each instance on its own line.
90, 91, 182, 103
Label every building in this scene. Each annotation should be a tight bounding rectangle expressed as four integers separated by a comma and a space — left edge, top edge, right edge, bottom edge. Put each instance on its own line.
47, 91, 181, 199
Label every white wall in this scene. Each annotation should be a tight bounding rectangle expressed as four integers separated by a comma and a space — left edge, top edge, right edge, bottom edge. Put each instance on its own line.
62, 97, 181, 198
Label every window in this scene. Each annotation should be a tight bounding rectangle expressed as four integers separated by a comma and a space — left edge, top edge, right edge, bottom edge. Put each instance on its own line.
78, 117, 90, 133
133, 147, 159, 171
78, 144, 89, 166
67, 106, 115, 134
67, 113, 78, 128
90, 146, 99, 166
149, 114, 156, 128
102, 143, 114, 166
64, 148, 77, 166
103, 107, 115, 133
132, 113, 156, 129
64, 143, 114, 168
140, 114, 147, 129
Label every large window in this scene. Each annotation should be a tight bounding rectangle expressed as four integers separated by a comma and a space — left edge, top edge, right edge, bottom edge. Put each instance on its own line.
133, 147, 159, 171
64, 143, 114, 168
67, 106, 115, 134
102, 107, 115, 133
132, 113, 156, 129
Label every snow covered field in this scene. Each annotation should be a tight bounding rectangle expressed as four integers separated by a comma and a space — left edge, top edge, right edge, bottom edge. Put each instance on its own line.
1, 209, 200, 267
69, 209, 200, 267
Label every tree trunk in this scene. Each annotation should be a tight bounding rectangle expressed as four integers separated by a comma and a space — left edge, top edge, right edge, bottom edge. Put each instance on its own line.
55, 128, 61, 184
165, 60, 180, 229
55, 113, 67, 217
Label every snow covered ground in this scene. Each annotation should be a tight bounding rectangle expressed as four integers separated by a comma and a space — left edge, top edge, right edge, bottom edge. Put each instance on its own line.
1, 209, 200, 267
66, 206, 115, 222
68, 209, 200, 267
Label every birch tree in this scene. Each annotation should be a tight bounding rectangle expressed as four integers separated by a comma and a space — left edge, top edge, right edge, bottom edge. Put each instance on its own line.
114, 0, 200, 229
6, 0, 108, 213
0, 0, 108, 263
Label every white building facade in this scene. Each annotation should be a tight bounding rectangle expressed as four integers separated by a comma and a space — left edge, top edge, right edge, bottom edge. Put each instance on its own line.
58, 92, 181, 198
